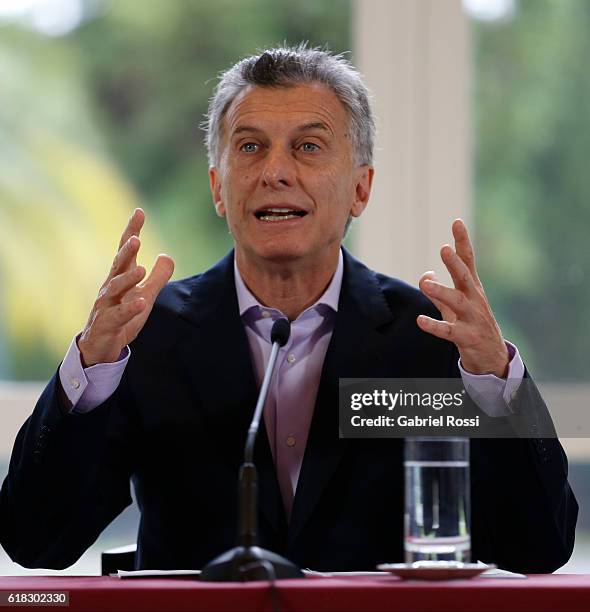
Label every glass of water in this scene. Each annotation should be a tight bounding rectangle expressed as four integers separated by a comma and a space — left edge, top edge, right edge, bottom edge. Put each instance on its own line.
404, 437, 470, 563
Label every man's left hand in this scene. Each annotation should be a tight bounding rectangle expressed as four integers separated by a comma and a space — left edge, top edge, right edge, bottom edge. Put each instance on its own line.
417, 219, 509, 378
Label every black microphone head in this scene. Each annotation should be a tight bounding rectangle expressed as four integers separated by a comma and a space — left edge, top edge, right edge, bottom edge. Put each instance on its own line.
271, 317, 291, 347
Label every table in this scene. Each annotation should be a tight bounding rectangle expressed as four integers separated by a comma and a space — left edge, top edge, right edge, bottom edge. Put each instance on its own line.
0, 574, 588, 612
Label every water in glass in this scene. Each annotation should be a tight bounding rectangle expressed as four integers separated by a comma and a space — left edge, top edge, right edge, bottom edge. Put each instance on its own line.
404, 437, 470, 563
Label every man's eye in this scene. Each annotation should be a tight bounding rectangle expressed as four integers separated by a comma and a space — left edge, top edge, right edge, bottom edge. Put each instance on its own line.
300, 142, 319, 152
240, 143, 259, 153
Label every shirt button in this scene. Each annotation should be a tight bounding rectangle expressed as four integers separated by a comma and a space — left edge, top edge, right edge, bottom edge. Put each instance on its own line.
261, 310, 271, 318
70, 377, 81, 390
287, 353, 296, 364
286, 435, 296, 447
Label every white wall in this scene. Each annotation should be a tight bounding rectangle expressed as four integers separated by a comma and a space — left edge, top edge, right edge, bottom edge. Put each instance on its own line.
353, 0, 470, 286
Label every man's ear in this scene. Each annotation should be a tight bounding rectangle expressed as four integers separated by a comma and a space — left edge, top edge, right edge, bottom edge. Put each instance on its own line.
351, 165, 374, 218
209, 167, 226, 217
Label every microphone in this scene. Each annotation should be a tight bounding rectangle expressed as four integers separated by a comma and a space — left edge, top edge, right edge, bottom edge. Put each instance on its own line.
270, 317, 290, 345
200, 318, 304, 581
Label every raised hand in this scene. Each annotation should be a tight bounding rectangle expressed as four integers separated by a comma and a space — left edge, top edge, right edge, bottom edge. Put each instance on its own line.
78, 208, 175, 367
416, 219, 509, 378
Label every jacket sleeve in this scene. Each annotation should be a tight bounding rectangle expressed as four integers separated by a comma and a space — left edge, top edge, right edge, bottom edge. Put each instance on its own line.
0, 369, 137, 569
469, 369, 578, 573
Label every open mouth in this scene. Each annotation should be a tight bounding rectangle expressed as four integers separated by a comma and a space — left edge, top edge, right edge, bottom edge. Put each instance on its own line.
254, 208, 308, 222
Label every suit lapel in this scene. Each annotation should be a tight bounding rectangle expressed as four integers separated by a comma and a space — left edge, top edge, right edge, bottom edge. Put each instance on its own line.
288, 250, 395, 547
176, 251, 286, 538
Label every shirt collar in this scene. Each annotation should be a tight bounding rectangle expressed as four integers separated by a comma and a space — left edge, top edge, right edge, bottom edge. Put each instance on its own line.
234, 249, 343, 317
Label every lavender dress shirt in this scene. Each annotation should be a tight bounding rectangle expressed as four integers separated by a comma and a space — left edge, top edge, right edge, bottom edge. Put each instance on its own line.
59, 249, 524, 516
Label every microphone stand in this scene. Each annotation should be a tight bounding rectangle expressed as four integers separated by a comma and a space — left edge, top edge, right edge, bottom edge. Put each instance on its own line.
200, 319, 304, 581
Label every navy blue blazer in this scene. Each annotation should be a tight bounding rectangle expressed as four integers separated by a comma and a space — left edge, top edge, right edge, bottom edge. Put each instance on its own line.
0, 249, 578, 572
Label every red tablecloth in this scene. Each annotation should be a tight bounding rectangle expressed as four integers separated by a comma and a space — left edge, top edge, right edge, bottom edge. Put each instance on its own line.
0, 574, 588, 612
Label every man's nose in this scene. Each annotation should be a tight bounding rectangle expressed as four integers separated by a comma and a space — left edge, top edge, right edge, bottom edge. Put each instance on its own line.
261, 146, 296, 189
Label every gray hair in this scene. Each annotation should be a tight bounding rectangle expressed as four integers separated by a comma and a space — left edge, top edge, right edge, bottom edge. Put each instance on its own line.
203, 43, 375, 168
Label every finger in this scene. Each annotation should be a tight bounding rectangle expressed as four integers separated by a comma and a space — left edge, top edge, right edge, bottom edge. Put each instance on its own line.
417, 315, 480, 348
101, 298, 147, 332
118, 209, 145, 274
139, 254, 175, 301
452, 219, 481, 285
108, 235, 141, 281
106, 266, 146, 303
440, 244, 477, 296
416, 314, 455, 340
421, 279, 472, 320
419, 271, 455, 322
118, 208, 145, 251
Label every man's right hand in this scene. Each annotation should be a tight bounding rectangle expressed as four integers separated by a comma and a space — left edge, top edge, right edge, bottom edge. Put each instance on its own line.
78, 208, 175, 367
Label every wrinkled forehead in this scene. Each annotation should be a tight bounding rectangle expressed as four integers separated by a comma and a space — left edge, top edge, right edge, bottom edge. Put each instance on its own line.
220, 82, 351, 141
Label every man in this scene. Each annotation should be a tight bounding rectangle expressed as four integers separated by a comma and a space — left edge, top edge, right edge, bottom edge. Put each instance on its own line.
0, 46, 577, 573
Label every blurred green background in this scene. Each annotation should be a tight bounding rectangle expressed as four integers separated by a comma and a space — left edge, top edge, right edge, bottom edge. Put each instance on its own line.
473, 0, 590, 382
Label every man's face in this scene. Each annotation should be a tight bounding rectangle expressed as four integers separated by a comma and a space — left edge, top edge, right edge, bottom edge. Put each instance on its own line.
209, 83, 373, 267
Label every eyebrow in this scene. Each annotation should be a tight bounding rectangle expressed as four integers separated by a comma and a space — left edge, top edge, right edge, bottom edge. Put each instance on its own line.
296, 122, 332, 134
231, 122, 332, 137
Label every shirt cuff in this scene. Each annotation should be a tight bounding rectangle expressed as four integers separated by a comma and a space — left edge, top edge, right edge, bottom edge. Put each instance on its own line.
458, 341, 524, 417
58, 334, 130, 414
